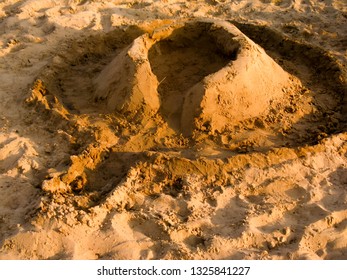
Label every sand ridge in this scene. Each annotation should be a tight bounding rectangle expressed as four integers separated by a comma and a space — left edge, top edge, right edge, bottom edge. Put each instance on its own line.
0, 0, 346, 260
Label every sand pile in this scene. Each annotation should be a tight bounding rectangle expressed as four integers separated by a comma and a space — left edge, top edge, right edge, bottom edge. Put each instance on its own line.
93, 19, 298, 135
0, 0, 346, 260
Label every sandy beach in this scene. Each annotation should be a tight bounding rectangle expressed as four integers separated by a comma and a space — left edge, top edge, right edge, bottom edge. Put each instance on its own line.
0, 0, 346, 260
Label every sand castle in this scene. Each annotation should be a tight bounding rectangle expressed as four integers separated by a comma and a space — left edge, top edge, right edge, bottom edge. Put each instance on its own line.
94, 19, 296, 135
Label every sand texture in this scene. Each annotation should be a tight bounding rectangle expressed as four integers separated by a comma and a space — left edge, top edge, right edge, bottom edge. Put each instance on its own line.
0, 0, 346, 260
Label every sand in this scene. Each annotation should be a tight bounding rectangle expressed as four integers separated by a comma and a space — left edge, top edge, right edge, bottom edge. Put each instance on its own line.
0, 0, 346, 260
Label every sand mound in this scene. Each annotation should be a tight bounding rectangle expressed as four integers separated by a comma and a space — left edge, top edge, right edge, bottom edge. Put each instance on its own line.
93, 34, 160, 121
178, 20, 295, 135
93, 20, 297, 134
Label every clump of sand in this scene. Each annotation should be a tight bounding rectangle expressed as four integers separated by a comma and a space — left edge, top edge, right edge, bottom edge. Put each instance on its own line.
94, 19, 300, 135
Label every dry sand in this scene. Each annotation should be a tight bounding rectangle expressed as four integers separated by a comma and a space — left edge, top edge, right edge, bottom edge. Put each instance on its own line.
0, 0, 346, 260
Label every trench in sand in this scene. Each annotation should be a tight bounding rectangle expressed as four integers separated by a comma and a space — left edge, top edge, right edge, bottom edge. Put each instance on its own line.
25, 21, 346, 204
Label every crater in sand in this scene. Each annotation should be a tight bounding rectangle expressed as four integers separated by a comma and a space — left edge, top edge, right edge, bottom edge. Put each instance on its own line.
147, 22, 234, 131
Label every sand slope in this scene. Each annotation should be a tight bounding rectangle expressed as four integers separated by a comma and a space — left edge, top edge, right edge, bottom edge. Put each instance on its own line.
0, 0, 346, 260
